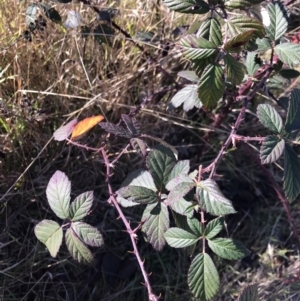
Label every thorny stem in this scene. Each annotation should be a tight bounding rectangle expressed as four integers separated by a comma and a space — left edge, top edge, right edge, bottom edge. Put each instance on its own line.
101, 148, 160, 301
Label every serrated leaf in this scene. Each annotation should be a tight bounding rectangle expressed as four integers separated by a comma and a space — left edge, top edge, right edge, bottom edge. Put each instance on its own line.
225, 17, 265, 39
192, 55, 216, 78
267, 1, 288, 41
204, 217, 224, 239
166, 174, 194, 191
208, 238, 250, 260
35, 220, 63, 257
142, 203, 169, 251
260, 135, 285, 164
121, 114, 141, 137
167, 181, 195, 204
170, 197, 194, 217
170, 85, 202, 111
224, 30, 255, 51
65, 228, 94, 265
163, 0, 210, 14
179, 35, 217, 61
130, 138, 147, 157
178, 70, 199, 82
279, 96, 289, 111
196, 18, 222, 46
53, 119, 78, 141
238, 283, 259, 301
257, 104, 283, 133
284, 144, 300, 202
187, 217, 203, 236
99, 122, 132, 138
196, 179, 236, 215
117, 186, 158, 204
168, 160, 190, 181
46, 171, 71, 219
188, 253, 220, 300
198, 63, 225, 109
246, 52, 260, 76
147, 145, 177, 192
225, 0, 264, 9
165, 228, 198, 248
256, 37, 272, 52
279, 69, 300, 79
71, 222, 103, 247
275, 43, 300, 67
224, 54, 245, 85
285, 89, 300, 132
69, 191, 93, 222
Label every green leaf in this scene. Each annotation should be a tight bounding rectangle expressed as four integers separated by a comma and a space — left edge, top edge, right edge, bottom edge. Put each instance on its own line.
72, 222, 103, 247
196, 18, 222, 46
225, 0, 264, 9
142, 203, 169, 251
284, 144, 300, 202
279, 69, 300, 79
192, 55, 216, 77
165, 228, 199, 248
170, 197, 194, 217
238, 283, 259, 301
285, 89, 300, 132
169, 160, 190, 181
246, 52, 260, 76
256, 37, 272, 52
197, 179, 236, 215
46, 170, 71, 219
69, 191, 93, 222
198, 63, 225, 109
275, 43, 300, 67
147, 145, 177, 192
34, 220, 63, 258
178, 71, 199, 82
187, 217, 203, 236
266, 1, 288, 41
188, 253, 220, 300
163, 0, 210, 14
225, 16, 265, 39
224, 30, 255, 51
204, 217, 224, 239
167, 182, 195, 205
208, 238, 250, 260
179, 35, 217, 61
260, 135, 285, 164
166, 174, 193, 190
65, 228, 94, 265
224, 54, 245, 85
257, 104, 283, 133
170, 85, 202, 111
117, 186, 158, 204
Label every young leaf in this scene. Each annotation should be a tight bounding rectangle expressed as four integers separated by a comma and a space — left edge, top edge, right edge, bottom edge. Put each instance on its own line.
163, 0, 210, 14
260, 135, 285, 164
71, 222, 103, 247
117, 186, 158, 204
170, 85, 202, 111
196, 18, 222, 46
165, 228, 199, 248
224, 54, 245, 85
188, 253, 220, 300
275, 43, 300, 67
53, 119, 78, 141
204, 217, 224, 239
285, 89, 300, 132
142, 203, 169, 251
187, 217, 203, 236
167, 181, 196, 204
198, 63, 225, 109
170, 198, 194, 217
168, 160, 190, 181
237, 283, 258, 301
284, 144, 300, 202
121, 114, 141, 137
130, 138, 148, 157
266, 1, 288, 41
71, 115, 105, 140
65, 228, 94, 265
35, 220, 63, 258
146, 145, 177, 192
178, 70, 199, 82
46, 171, 71, 219
196, 179, 236, 216
257, 104, 283, 133
224, 30, 255, 51
69, 191, 94, 222
246, 52, 260, 76
100, 122, 132, 138
208, 238, 250, 260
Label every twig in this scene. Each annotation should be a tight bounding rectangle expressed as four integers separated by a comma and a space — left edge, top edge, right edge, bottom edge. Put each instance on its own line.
101, 148, 160, 301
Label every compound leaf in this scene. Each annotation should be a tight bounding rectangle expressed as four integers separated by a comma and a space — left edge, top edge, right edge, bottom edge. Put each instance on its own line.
46, 171, 71, 219
35, 220, 63, 258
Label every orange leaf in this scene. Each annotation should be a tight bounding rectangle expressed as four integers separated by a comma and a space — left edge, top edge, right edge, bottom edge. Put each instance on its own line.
71, 115, 105, 140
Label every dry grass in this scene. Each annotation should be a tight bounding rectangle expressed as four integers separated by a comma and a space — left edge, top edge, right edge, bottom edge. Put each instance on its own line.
1, 0, 300, 300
